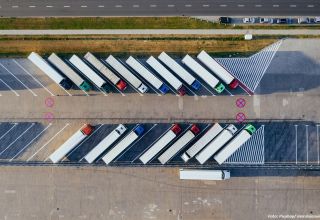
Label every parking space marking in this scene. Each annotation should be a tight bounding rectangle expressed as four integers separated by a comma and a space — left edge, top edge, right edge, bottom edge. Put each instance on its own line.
0, 123, 18, 141
306, 125, 309, 164
317, 125, 319, 165
0, 79, 19, 96
62, 124, 104, 162
28, 123, 69, 162
239, 85, 251, 96
224, 87, 233, 96
0, 123, 35, 156
58, 84, 72, 96
295, 125, 298, 164
0, 63, 37, 96
116, 124, 158, 162
10, 123, 52, 161
201, 83, 215, 96
13, 59, 55, 96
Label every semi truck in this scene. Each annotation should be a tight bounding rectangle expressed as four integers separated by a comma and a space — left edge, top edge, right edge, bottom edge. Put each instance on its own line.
197, 50, 239, 89
181, 123, 223, 162
84, 52, 127, 91
139, 124, 182, 164
181, 55, 225, 93
179, 169, 230, 180
146, 56, 186, 96
28, 52, 72, 90
214, 124, 256, 165
158, 52, 201, 90
125, 56, 169, 94
49, 124, 93, 163
69, 55, 110, 93
48, 53, 92, 91
105, 55, 148, 93
102, 125, 145, 164
158, 125, 200, 164
84, 124, 127, 163
196, 125, 238, 164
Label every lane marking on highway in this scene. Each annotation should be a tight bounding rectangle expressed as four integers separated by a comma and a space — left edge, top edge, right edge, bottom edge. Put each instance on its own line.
295, 125, 298, 164
150, 5, 157, 8
0, 63, 37, 96
317, 125, 319, 165
64, 6, 70, 8
306, 125, 309, 164
202, 5, 210, 7
168, 5, 175, 7
115, 5, 123, 8
28, 123, 69, 162
273, 5, 279, 7
238, 5, 245, 7
219, 5, 227, 7
0, 79, 19, 96
0, 123, 35, 156
98, 5, 104, 8
115, 124, 158, 163
13, 59, 55, 96
46, 6, 53, 8
12, 6, 19, 8
185, 5, 192, 7
29, 6, 36, 8
62, 124, 104, 162
10, 123, 52, 161
81, 5, 87, 8
255, 5, 262, 7
132, 5, 139, 8
307, 5, 314, 8
0, 123, 18, 142
290, 5, 297, 8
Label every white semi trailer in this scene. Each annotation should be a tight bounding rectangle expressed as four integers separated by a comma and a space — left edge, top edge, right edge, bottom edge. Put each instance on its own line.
126, 56, 169, 94
158, 125, 200, 164
196, 124, 238, 164
158, 52, 201, 90
214, 124, 256, 165
139, 124, 182, 164
69, 55, 110, 92
181, 123, 223, 162
49, 124, 93, 163
197, 50, 239, 89
179, 169, 230, 180
182, 54, 225, 93
105, 55, 148, 93
84, 52, 127, 91
48, 53, 92, 91
146, 56, 186, 96
84, 124, 127, 163
28, 52, 72, 90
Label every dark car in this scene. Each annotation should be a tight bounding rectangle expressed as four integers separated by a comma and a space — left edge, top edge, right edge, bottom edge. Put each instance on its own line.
276, 18, 288, 24
219, 17, 231, 24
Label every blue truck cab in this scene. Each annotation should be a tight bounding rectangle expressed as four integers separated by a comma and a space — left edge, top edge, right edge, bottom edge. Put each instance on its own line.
134, 125, 145, 136
191, 80, 201, 90
159, 84, 170, 94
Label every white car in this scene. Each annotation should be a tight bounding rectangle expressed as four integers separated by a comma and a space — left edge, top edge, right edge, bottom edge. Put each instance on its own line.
298, 17, 310, 24
315, 17, 320, 23
260, 18, 273, 23
243, 17, 255, 23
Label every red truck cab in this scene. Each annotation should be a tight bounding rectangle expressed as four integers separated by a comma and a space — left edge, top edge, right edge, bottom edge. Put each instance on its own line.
171, 124, 182, 135
116, 80, 127, 91
81, 124, 94, 136
190, 124, 200, 135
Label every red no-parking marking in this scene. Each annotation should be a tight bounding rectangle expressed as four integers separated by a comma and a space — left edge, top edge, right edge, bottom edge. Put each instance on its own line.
45, 97, 54, 108
44, 112, 54, 122
236, 112, 246, 123
236, 98, 246, 108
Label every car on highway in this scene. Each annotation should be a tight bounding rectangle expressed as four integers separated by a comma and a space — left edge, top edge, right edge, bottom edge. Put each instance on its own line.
298, 17, 310, 24
276, 18, 289, 24
243, 17, 255, 23
259, 18, 273, 23
315, 17, 320, 23
219, 17, 231, 24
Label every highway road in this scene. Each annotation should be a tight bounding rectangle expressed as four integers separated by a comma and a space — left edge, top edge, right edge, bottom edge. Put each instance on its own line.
0, 0, 319, 17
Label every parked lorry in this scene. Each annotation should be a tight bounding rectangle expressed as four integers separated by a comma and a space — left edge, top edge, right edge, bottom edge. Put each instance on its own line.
197, 50, 239, 89
69, 55, 110, 92
182, 55, 225, 93
48, 53, 92, 91
49, 124, 93, 163
181, 123, 223, 162
126, 56, 169, 94
196, 125, 238, 164
146, 56, 186, 96
28, 52, 72, 90
102, 125, 145, 164
179, 169, 230, 180
214, 124, 256, 165
84, 124, 127, 163
139, 124, 182, 164
158, 124, 200, 164
158, 52, 201, 90
105, 55, 148, 93
84, 52, 127, 91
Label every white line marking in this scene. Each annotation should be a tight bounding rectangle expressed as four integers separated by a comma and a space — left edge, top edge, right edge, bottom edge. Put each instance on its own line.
202, 4, 210, 7
10, 123, 52, 161
255, 5, 262, 7
307, 5, 314, 8
132, 5, 139, 8
0, 123, 35, 156
201, 83, 215, 96
28, 123, 69, 162
224, 87, 233, 96
29, 6, 36, 8
46, 5, 53, 8
239, 85, 251, 96
0, 63, 37, 96
306, 125, 309, 164
98, 5, 104, 8
290, 5, 296, 7
168, 5, 175, 7
220, 5, 227, 7
0, 79, 19, 96
273, 5, 279, 7
64, 5, 70, 8
115, 5, 122, 8
58, 84, 72, 96
238, 4, 245, 7
317, 125, 319, 165
62, 124, 104, 162
185, 4, 192, 7
81, 5, 87, 8
13, 59, 55, 96
12, 6, 19, 8
0, 123, 18, 141
150, 5, 157, 7
295, 125, 298, 164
